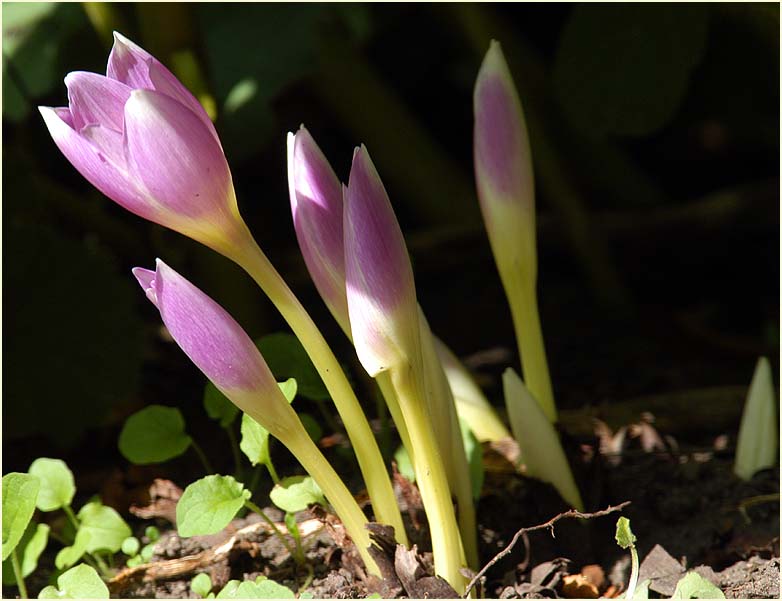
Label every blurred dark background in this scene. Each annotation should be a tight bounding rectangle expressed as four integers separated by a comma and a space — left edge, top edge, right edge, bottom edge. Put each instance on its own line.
3, 4, 779, 481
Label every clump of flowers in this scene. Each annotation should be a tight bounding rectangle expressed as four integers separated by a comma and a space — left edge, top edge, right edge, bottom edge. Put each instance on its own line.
37, 33, 585, 594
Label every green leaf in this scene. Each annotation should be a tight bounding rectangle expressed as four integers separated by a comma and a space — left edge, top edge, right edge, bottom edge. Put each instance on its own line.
140, 542, 157, 562
121, 536, 140, 557
459, 418, 485, 500
76, 502, 132, 554
126, 555, 142, 568
2, 473, 40, 560
2, 522, 50, 585
256, 334, 328, 400
671, 571, 725, 599
216, 577, 295, 599
177, 475, 251, 537
118, 405, 192, 465
203, 382, 240, 428
734, 357, 779, 480
239, 381, 297, 466
37, 563, 109, 599
240, 413, 271, 467
28, 458, 75, 512
503, 369, 584, 511
553, 4, 709, 137
144, 525, 160, 542
615, 517, 636, 549
55, 532, 90, 570
192, 572, 213, 598
277, 378, 298, 403
269, 476, 325, 514
393, 446, 416, 483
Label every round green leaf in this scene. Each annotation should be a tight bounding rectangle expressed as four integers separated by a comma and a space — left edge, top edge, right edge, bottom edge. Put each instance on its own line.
144, 525, 160, 542
277, 378, 297, 403
54, 531, 90, 570
256, 334, 328, 400
38, 563, 109, 599
176, 475, 251, 537
553, 4, 709, 137
2, 473, 40, 560
2, 522, 50, 585
121, 536, 140, 557
239, 413, 270, 467
118, 405, 192, 465
76, 502, 131, 554
269, 476, 325, 513
192, 572, 213, 598
28, 458, 75, 512
203, 382, 239, 428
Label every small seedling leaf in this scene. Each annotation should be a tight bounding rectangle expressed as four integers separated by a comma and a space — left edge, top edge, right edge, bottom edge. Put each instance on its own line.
55, 532, 90, 570
2, 472, 40, 560
37, 563, 109, 598
734, 357, 779, 480
28, 458, 76, 512
177, 475, 251, 537
121, 536, 140, 557
140, 541, 157, 562
192, 572, 213, 598
203, 382, 240, 428
216, 578, 295, 599
393, 445, 416, 482
269, 476, 325, 513
257, 333, 328, 400
278, 378, 298, 402
2, 522, 50, 585
144, 525, 160, 542
671, 571, 725, 599
240, 413, 271, 467
615, 517, 636, 549
77, 502, 132, 554
119, 405, 193, 464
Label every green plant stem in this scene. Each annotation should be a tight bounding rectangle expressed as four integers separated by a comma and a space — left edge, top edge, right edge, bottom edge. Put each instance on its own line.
298, 563, 315, 594
505, 273, 557, 423
224, 425, 242, 478
90, 552, 112, 578
11, 548, 28, 599
190, 440, 214, 474
62, 504, 80, 531
229, 231, 406, 548
244, 500, 297, 558
626, 543, 639, 600
391, 365, 466, 593
264, 458, 280, 485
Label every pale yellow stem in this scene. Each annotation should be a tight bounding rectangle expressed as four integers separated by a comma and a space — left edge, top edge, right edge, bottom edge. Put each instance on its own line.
227, 228, 406, 546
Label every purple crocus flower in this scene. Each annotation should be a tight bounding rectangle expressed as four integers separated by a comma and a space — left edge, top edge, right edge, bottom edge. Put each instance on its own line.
344, 146, 419, 377
132, 260, 297, 431
39, 33, 244, 253
287, 126, 350, 332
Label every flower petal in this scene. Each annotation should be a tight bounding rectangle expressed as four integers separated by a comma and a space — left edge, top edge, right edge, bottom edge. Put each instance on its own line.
81, 124, 125, 166
39, 106, 153, 220
123, 89, 232, 220
288, 127, 349, 330
108, 32, 217, 140
65, 71, 132, 132
344, 146, 418, 376
131, 267, 158, 306
473, 40, 534, 207
143, 260, 273, 393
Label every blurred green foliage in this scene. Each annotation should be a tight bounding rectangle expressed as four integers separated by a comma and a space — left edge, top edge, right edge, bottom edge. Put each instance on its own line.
3, 3, 778, 462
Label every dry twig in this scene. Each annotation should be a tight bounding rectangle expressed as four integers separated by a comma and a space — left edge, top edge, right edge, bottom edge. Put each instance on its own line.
463, 501, 631, 598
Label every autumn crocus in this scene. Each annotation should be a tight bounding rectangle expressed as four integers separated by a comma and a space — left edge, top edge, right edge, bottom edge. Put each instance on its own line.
41, 34, 403, 544
344, 146, 467, 592
474, 40, 556, 422
132, 260, 379, 575
39, 32, 246, 255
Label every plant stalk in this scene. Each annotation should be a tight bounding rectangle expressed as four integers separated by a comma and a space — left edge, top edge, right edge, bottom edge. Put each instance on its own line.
391, 365, 467, 593
11, 548, 28, 599
229, 229, 406, 548
190, 440, 215, 474
244, 500, 297, 558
